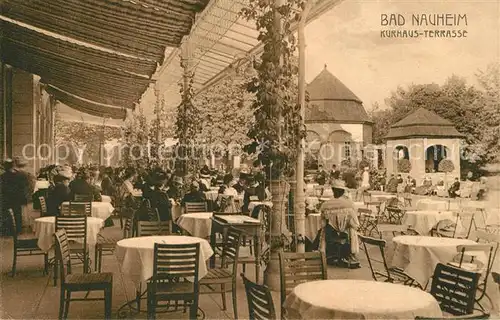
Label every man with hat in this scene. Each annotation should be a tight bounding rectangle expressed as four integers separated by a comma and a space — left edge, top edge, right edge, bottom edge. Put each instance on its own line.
47, 170, 72, 216
241, 174, 266, 213
181, 181, 206, 206
199, 167, 211, 192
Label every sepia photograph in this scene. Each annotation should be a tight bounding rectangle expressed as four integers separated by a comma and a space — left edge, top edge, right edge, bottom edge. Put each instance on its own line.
0, 0, 499, 319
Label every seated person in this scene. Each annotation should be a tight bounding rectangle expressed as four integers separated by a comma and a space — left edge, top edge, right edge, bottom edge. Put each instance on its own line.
199, 171, 211, 192
218, 174, 238, 197
145, 173, 172, 221
476, 177, 488, 200
47, 173, 72, 216
100, 167, 116, 197
166, 176, 183, 201
414, 176, 434, 196
385, 174, 398, 193
69, 169, 102, 201
312, 182, 360, 268
232, 173, 248, 194
315, 165, 328, 186
181, 182, 206, 206
242, 175, 266, 213
404, 176, 416, 193
448, 177, 461, 198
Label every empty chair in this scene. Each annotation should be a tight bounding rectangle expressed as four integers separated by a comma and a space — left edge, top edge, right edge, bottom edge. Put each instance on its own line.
54, 229, 113, 320
60, 202, 92, 217
241, 273, 276, 320
430, 263, 480, 316
279, 251, 327, 316
137, 220, 172, 236
199, 228, 242, 319
8, 209, 48, 276
376, 224, 409, 239
147, 242, 200, 320
55, 215, 89, 280
359, 235, 421, 288
184, 202, 207, 213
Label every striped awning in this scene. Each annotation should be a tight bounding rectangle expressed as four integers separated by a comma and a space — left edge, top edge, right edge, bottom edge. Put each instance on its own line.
0, 0, 209, 117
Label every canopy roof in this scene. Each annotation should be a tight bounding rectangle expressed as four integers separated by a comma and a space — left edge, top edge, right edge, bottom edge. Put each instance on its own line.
385, 108, 464, 139
305, 66, 370, 123
0, 0, 209, 115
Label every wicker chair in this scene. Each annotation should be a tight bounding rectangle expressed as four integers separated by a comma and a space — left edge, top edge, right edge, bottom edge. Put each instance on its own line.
199, 228, 242, 319
359, 235, 422, 288
279, 251, 327, 317
54, 229, 113, 320
8, 209, 48, 276
147, 242, 200, 320
241, 273, 276, 320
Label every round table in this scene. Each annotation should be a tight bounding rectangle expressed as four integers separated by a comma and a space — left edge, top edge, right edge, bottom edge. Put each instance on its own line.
284, 279, 442, 319
391, 235, 478, 286
372, 194, 397, 201
115, 235, 213, 288
204, 191, 219, 202
33, 216, 104, 252
402, 210, 458, 235
176, 212, 213, 238
416, 198, 459, 211
61, 201, 114, 220
101, 195, 112, 203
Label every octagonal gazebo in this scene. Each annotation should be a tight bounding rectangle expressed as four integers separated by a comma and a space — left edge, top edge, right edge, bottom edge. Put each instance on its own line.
384, 108, 464, 185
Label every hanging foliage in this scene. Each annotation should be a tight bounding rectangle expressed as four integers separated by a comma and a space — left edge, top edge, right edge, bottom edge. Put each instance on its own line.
241, 0, 306, 180
175, 68, 201, 176
121, 106, 150, 170
438, 159, 455, 173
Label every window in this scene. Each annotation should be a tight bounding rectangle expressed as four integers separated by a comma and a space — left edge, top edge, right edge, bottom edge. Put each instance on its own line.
344, 141, 351, 159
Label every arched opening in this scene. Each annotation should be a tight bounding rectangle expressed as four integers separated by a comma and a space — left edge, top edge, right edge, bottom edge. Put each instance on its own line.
327, 130, 353, 164
425, 145, 450, 173
305, 130, 321, 171
393, 145, 409, 173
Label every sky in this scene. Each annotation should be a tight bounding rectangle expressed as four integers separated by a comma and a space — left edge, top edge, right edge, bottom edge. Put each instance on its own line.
304, 0, 499, 111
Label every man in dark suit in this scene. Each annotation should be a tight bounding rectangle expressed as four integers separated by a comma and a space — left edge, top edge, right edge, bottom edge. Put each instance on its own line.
47, 173, 71, 216
70, 169, 101, 201
181, 182, 206, 206
448, 177, 461, 198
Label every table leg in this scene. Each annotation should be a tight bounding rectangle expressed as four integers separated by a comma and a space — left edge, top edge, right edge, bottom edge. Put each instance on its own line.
254, 234, 260, 284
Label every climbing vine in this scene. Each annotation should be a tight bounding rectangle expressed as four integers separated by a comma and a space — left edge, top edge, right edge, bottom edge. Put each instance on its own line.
241, 0, 306, 180
175, 68, 201, 176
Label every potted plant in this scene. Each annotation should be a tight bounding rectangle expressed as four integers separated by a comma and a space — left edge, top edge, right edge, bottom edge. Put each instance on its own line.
438, 159, 455, 189
397, 158, 411, 174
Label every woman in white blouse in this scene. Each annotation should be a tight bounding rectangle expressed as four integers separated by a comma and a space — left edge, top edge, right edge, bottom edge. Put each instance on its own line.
119, 167, 137, 199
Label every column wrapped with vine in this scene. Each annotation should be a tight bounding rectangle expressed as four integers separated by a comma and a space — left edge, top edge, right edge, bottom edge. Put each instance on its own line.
175, 71, 201, 179
121, 107, 151, 170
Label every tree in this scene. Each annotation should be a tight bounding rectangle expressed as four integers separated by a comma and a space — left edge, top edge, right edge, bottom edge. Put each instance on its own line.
438, 159, 455, 188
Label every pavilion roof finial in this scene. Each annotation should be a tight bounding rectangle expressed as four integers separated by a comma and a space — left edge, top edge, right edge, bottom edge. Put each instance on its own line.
324, 63, 327, 70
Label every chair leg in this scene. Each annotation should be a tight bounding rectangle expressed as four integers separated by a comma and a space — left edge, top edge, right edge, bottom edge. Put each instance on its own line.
44, 253, 49, 275
104, 287, 112, 320
136, 289, 142, 311
58, 289, 65, 320
63, 291, 71, 319
221, 284, 227, 310
189, 297, 199, 320
95, 246, 99, 272
147, 295, 156, 320
11, 249, 17, 277
53, 259, 58, 287
232, 281, 238, 320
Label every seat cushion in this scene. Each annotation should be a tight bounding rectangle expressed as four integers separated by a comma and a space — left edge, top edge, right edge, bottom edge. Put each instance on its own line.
65, 272, 113, 290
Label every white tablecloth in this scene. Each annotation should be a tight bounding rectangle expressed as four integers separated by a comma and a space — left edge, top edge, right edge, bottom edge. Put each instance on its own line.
402, 210, 458, 235
204, 191, 219, 201
284, 280, 442, 319
305, 214, 322, 241
115, 235, 213, 288
33, 216, 104, 252
171, 203, 182, 221
34, 180, 50, 193
62, 201, 114, 221
176, 212, 213, 238
416, 198, 459, 211
391, 235, 478, 286
100, 195, 112, 203
371, 194, 397, 202
248, 201, 273, 213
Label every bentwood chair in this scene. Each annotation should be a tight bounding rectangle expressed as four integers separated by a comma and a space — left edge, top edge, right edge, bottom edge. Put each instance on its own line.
200, 228, 242, 319
147, 242, 201, 320
430, 263, 480, 316
241, 273, 276, 320
185, 202, 208, 213
54, 229, 113, 320
359, 235, 422, 288
279, 251, 327, 317
8, 209, 48, 277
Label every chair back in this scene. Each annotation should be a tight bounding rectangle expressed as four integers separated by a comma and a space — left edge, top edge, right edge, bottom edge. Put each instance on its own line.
386, 206, 404, 224
123, 218, 133, 238
7, 209, 19, 243
376, 224, 408, 238
455, 244, 495, 272
362, 191, 371, 204
54, 229, 72, 284
430, 263, 480, 315
185, 202, 207, 213
55, 215, 88, 249
221, 228, 242, 273
137, 220, 172, 236
279, 251, 327, 308
358, 235, 392, 281
241, 273, 276, 320
39, 197, 48, 216
74, 194, 93, 202
61, 202, 92, 217
151, 242, 200, 295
